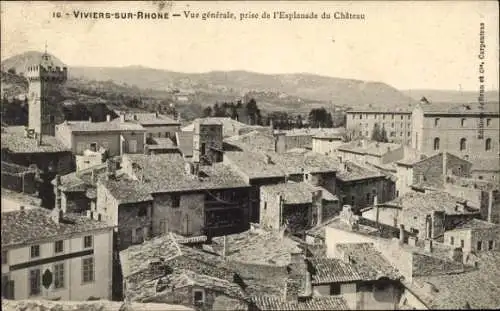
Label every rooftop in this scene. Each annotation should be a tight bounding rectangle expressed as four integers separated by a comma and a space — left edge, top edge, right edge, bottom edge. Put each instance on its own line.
335, 242, 402, 281
338, 140, 402, 157
251, 295, 349, 310
470, 157, 500, 172
101, 175, 153, 205
1, 208, 114, 248
224, 130, 276, 153
56, 120, 145, 133
309, 257, 363, 284
113, 112, 180, 125
211, 229, 303, 266
449, 218, 499, 231
336, 161, 385, 182
275, 128, 345, 137
1, 189, 41, 212
224, 150, 338, 180
1, 300, 195, 311
183, 117, 263, 137
260, 182, 338, 205
1, 126, 70, 153
408, 251, 500, 309
119, 153, 249, 193
347, 106, 415, 113
418, 101, 499, 115
381, 191, 479, 216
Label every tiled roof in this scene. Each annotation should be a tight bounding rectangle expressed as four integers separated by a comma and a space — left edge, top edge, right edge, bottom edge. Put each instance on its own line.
56, 163, 111, 192
1, 126, 70, 153
336, 161, 384, 182
470, 157, 500, 172
418, 102, 499, 115
309, 257, 363, 284
101, 176, 153, 204
1, 189, 41, 212
382, 191, 479, 216
148, 137, 176, 150
1, 300, 195, 311
347, 107, 414, 113
112, 113, 180, 125
251, 295, 350, 311
57, 120, 145, 133
224, 150, 338, 180
224, 131, 276, 153
183, 117, 262, 137
211, 229, 303, 266
336, 242, 402, 281
176, 131, 194, 157
275, 128, 345, 137
1, 208, 114, 248
306, 216, 379, 241
409, 251, 500, 309
260, 182, 337, 205
449, 218, 499, 231
338, 140, 401, 157
119, 154, 249, 193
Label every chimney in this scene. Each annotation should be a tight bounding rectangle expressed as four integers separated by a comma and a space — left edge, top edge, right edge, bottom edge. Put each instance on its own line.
399, 224, 405, 244
313, 191, 323, 226
408, 236, 418, 247
120, 114, 125, 123
424, 239, 433, 253
106, 114, 111, 122
303, 271, 313, 297
88, 116, 92, 122
155, 111, 159, 118
19, 205, 25, 211
51, 175, 64, 223
177, 112, 182, 122
106, 159, 116, 180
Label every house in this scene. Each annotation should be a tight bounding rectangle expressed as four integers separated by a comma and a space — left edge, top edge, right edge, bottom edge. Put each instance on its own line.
345, 108, 414, 145
1, 206, 115, 300
1, 188, 41, 213
55, 118, 146, 157
335, 161, 396, 212
224, 150, 339, 223
112, 111, 180, 140
1, 161, 38, 194
362, 191, 480, 241
469, 156, 500, 181
273, 128, 345, 153
259, 182, 339, 235
336, 140, 404, 167
311, 131, 344, 156
177, 119, 224, 164
411, 100, 499, 157
95, 154, 251, 250
442, 218, 500, 253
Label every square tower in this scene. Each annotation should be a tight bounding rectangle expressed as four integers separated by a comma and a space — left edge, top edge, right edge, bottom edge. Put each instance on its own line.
25, 52, 68, 137
192, 119, 223, 164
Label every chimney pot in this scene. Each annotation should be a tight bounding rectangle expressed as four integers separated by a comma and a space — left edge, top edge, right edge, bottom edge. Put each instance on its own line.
89, 116, 92, 122
106, 114, 111, 122
424, 239, 433, 252
399, 224, 405, 243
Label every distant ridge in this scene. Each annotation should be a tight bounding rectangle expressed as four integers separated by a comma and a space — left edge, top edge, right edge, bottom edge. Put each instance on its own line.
402, 89, 499, 104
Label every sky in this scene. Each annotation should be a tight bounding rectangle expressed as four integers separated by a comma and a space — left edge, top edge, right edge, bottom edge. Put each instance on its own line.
1, 1, 499, 91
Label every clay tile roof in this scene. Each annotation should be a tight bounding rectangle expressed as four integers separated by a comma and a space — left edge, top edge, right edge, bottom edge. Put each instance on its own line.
1, 209, 114, 248
449, 218, 499, 231
336, 161, 384, 181
251, 295, 350, 311
419, 102, 499, 115
309, 257, 363, 284
1, 126, 70, 153
338, 140, 401, 157
261, 182, 337, 205
59, 120, 145, 133
113, 113, 180, 125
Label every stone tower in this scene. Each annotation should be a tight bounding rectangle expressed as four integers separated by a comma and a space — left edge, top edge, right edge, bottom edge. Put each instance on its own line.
26, 50, 67, 137
192, 120, 223, 164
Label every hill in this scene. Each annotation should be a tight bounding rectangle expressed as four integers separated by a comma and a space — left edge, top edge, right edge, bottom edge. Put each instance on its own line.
402, 89, 500, 103
1, 51, 66, 74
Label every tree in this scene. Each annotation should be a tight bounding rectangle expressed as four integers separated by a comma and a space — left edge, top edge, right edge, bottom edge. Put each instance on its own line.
296, 115, 304, 129
202, 106, 213, 117
246, 98, 261, 125
371, 123, 389, 142
7, 68, 16, 74
308, 108, 332, 128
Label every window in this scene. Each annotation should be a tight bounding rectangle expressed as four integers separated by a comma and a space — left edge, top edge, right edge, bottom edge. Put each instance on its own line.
83, 236, 93, 249
461, 240, 464, 248
134, 228, 144, 244
433, 138, 440, 150
201, 143, 206, 155
488, 240, 494, 250
29, 269, 41, 296
351, 196, 355, 205
330, 284, 341, 295
359, 115, 363, 120
391, 114, 394, 119
138, 206, 148, 217
89, 143, 97, 152
477, 241, 482, 251
172, 195, 180, 208
485, 138, 491, 151
486, 118, 491, 126
461, 118, 466, 127
366, 193, 370, 203
391, 123, 394, 128
54, 263, 65, 289
478, 176, 483, 180
460, 138, 467, 151
450, 236, 454, 245
30, 245, 40, 259
408, 131, 411, 137
383, 115, 386, 120
264, 202, 267, 210
193, 289, 205, 304
390, 131, 395, 137
1, 251, 7, 265
401, 115, 404, 120
54, 240, 64, 254
434, 118, 440, 127
82, 257, 94, 283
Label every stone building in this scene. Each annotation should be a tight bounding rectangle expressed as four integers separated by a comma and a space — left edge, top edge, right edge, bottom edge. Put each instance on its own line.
443, 218, 500, 253
311, 132, 344, 156
1, 201, 114, 301
112, 111, 180, 140
345, 108, 413, 145
336, 140, 404, 166
411, 100, 499, 158
55, 118, 146, 157
259, 182, 339, 235
192, 119, 224, 164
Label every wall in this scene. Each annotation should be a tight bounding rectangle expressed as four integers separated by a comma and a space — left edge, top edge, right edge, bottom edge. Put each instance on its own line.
73, 132, 121, 156
120, 131, 145, 155
412, 153, 472, 187
336, 177, 395, 212
381, 145, 405, 164
471, 170, 500, 182
259, 192, 281, 231
204, 188, 251, 237
142, 124, 180, 138
356, 281, 401, 310
411, 106, 424, 151
312, 137, 343, 156
193, 123, 223, 163
325, 227, 377, 258
445, 226, 500, 253
396, 164, 414, 196
1, 171, 36, 194
153, 192, 205, 237
418, 113, 499, 157
4, 230, 113, 301
117, 201, 152, 250
95, 182, 119, 227
347, 112, 412, 144
62, 192, 90, 214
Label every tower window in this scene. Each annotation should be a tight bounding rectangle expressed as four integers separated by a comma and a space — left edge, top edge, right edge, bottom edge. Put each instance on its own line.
433, 138, 440, 150
460, 138, 467, 151
461, 118, 466, 127
486, 118, 491, 126
485, 138, 492, 151
434, 118, 440, 127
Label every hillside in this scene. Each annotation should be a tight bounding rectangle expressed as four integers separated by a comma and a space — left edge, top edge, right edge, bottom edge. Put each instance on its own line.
402, 89, 500, 103
1, 51, 66, 73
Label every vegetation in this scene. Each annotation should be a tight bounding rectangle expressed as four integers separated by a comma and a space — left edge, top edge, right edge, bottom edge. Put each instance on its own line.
371, 123, 389, 142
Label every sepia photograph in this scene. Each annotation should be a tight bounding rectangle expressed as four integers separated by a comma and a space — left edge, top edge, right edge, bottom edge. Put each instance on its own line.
1, 1, 499, 310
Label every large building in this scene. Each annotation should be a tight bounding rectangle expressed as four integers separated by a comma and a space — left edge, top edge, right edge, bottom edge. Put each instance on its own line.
345, 108, 413, 145
411, 100, 499, 157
